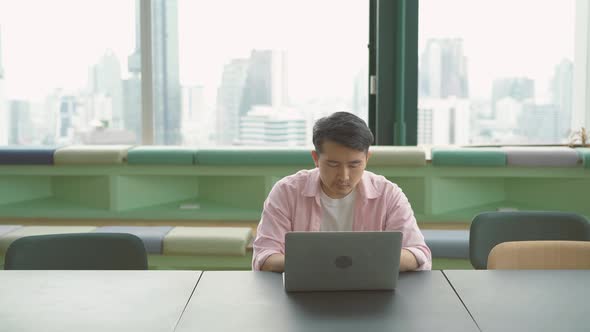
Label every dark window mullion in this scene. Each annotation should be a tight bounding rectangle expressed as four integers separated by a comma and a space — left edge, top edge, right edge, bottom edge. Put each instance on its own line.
374, 0, 419, 146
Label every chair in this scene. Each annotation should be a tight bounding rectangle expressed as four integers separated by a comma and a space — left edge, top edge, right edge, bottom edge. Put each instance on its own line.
488, 241, 590, 269
470, 211, 590, 269
4, 233, 148, 270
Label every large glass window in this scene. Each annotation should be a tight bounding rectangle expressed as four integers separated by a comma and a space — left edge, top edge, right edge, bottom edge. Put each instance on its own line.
0, 0, 138, 145
418, 0, 575, 145
154, 0, 369, 146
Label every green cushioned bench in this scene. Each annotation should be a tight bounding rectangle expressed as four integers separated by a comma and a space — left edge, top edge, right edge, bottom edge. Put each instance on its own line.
432, 148, 506, 167
576, 148, 590, 168
196, 147, 314, 165
127, 146, 196, 165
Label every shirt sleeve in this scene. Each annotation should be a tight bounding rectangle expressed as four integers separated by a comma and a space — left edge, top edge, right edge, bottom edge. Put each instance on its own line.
384, 184, 432, 271
252, 181, 293, 271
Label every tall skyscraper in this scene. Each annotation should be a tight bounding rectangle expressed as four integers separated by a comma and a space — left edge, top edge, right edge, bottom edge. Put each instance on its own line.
88, 52, 123, 129
418, 98, 470, 145
0, 26, 7, 145
239, 50, 288, 116
216, 50, 288, 145
8, 100, 32, 145
0, 26, 3, 81
491, 77, 534, 114
127, 0, 181, 144
419, 38, 469, 98
181, 85, 210, 146
551, 59, 574, 139
122, 77, 141, 143
216, 59, 249, 145
352, 66, 369, 123
518, 102, 560, 144
56, 96, 77, 144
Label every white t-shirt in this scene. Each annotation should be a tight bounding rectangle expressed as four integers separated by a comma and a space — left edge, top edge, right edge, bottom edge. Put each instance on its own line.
319, 189, 356, 232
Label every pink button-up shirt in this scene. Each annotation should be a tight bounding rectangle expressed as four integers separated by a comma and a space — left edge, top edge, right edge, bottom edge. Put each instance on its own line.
252, 168, 432, 271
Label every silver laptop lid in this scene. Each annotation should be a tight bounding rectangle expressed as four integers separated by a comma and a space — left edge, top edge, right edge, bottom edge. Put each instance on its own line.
284, 231, 403, 292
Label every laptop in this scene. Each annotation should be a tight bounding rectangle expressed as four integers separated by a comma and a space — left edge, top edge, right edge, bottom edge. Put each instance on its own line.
284, 231, 403, 292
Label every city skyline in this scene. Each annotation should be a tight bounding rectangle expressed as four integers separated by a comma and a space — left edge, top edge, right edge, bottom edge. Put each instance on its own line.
0, 0, 577, 146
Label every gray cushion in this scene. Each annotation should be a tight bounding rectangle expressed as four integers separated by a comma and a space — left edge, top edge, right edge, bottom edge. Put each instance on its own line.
93, 226, 173, 254
0, 225, 22, 237
503, 147, 581, 167
422, 230, 469, 259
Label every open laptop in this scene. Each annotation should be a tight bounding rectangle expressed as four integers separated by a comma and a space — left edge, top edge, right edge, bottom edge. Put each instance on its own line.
284, 231, 403, 292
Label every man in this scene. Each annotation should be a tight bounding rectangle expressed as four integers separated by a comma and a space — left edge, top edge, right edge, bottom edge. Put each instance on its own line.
252, 112, 431, 272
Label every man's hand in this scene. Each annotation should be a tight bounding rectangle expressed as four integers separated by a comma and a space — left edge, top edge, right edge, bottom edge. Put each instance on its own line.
261, 253, 285, 273
399, 249, 419, 272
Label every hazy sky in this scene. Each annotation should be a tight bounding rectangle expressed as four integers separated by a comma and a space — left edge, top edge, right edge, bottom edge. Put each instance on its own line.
0, 0, 576, 102
0, 0, 367, 103
420, 0, 575, 99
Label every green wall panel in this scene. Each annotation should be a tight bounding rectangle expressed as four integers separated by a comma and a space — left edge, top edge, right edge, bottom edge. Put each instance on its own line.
51, 176, 111, 210
431, 177, 506, 215
112, 176, 199, 211
0, 176, 51, 205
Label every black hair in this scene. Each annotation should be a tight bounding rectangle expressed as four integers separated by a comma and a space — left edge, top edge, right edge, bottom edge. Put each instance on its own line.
312, 112, 374, 153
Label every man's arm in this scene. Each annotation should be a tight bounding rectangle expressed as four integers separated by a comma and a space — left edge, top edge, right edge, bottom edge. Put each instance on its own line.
400, 248, 419, 272
384, 184, 432, 271
252, 181, 293, 271
260, 253, 285, 273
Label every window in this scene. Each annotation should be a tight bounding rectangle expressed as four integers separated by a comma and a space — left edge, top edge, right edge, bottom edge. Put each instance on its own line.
0, 0, 138, 145
418, 0, 575, 145
0, 1, 370, 147
160, 0, 369, 146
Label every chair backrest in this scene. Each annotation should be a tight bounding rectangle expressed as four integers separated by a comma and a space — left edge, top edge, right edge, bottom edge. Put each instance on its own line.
488, 240, 590, 269
470, 211, 590, 269
4, 233, 148, 270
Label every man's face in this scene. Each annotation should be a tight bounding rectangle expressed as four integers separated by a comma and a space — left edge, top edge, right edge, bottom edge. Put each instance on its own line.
311, 141, 370, 199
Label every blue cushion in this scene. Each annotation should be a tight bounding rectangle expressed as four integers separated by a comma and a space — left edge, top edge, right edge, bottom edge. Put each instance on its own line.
0, 146, 58, 165
422, 230, 470, 259
93, 226, 173, 254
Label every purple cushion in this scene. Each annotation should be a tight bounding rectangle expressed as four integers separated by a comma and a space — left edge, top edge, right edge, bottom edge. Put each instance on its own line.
0, 147, 58, 165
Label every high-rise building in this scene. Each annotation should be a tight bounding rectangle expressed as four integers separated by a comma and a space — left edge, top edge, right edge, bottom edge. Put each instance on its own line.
239, 50, 288, 116
216, 59, 249, 145
181, 85, 210, 146
0, 26, 4, 81
239, 106, 306, 146
8, 100, 32, 145
88, 52, 123, 129
0, 26, 7, 145
551, 59, 574, 139
217, 50, 288, 145
128, 0, 181, 144
418, 98, 470, 145
122, 77, 141, 144
352, 66, 369, 123
518, 102, 560, 144
56, 96, 78, 144
491, 77, 534, 115
419, 38, 469, 99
